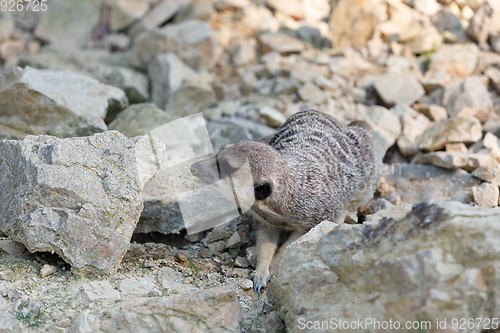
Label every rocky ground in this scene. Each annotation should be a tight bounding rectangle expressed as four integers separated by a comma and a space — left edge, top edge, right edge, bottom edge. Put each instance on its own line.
1, 0, 500, 332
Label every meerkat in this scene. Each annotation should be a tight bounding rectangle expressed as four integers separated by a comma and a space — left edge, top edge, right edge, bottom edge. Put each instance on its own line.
190, 110, 377, 294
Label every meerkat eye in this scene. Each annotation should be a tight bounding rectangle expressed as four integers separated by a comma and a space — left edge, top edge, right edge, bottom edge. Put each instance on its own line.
254, 182, 272, 201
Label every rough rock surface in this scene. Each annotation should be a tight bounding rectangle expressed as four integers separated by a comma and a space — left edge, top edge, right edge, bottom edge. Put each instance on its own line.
34, 0, 103, 48
419, 117, 483, 152
130, 19, 218, 70
0, 66, 128, 139
374, 71, 425, 107
100, 285, 243, 332
0, 132, 148, 275
20, 48, 149, 105
271, 201, 500, 331
442, 76, 494, 122
382, 163, 481, 204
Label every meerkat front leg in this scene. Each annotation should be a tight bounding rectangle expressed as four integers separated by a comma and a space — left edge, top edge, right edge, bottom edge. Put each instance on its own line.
272, 229, 304, 266
252, 225, 281, 295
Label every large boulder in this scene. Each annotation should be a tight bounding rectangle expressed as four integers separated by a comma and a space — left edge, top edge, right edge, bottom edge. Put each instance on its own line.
271, 201, 500, 331
0, 131, 161, 275
0, 66, 128, 139
20, 48, 149, 105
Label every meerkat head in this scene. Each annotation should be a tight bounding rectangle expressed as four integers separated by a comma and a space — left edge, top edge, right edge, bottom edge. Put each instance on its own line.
190, 140, 287, 203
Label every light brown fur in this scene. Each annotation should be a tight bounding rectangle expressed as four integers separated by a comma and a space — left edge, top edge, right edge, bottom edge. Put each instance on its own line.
191, 110, 377, 293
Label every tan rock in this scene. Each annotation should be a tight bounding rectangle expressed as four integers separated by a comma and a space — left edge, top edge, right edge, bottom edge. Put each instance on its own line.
0, 40, 23, 61
374, 70, 425, 107
329, 0, 386, 49
445, 142, 469, 153
472, 182, 499, 207
258, 32, 305, 55
414, 152, 493, 171
297, 82, 327, 105
356, 104, 402, 147
427, 43, 479, 77
414, 104, 448, 122
0, 12, 14, 43
419, 117, 482, 152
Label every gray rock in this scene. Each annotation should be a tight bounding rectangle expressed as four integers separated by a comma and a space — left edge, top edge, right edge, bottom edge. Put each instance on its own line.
414, 152, 493, 171
119, 277, 157, 297
369, 198, 395, 214
230, 37, 257, 66
97, 33, 131, 52
383, 163, 481, 204
355, 104, 401, 148
214, 0, 251, 11
129, 0, 190, 38
100, 286, 243, 333
442, 76, 493, 122
79, 281, 121, 302
0, 238, 26, 256
20, 48, 149, 105
0, 66, 127, 139
164, 73, 217, 118
419, 117, 482, 152
297, 82, 327, 105
415, 103, 448, 122
109, 0, 149, 32
271, 201, 500, 330
206, 117, 275, 152
0, 132, 148, 275
258, 106, 286, 127
131, 19, 218, 70
420, 70, 452, 93
34, 0, 103, 49
471, 159, 500, 185
258, 32, 305, 55
467, 0, 500, 44
109, 103, 177, 138
374, 70, 425, 107
148, 53, 197, 110
397, 113, 432, 157
472, 182, 499, 207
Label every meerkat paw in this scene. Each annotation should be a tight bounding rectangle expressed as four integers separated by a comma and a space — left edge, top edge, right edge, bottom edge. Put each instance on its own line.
251, 269, 270, 296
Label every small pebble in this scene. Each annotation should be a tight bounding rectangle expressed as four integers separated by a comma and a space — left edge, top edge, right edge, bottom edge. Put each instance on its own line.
40, 264, 56, 278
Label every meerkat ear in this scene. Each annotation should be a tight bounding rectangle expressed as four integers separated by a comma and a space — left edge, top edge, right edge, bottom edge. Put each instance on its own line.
254, 182, 272, 200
